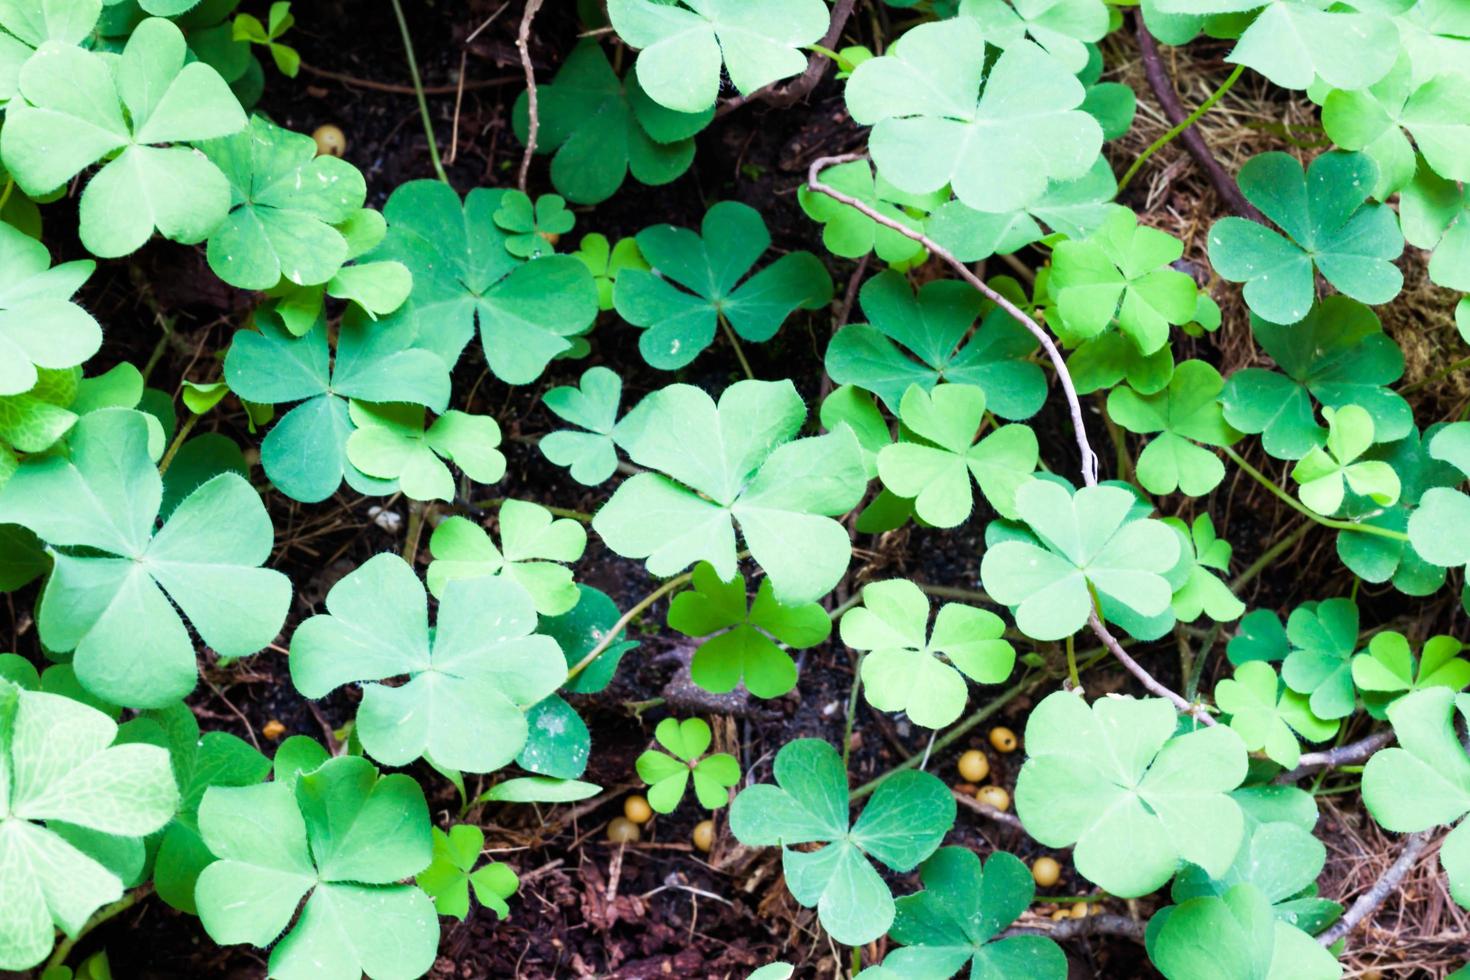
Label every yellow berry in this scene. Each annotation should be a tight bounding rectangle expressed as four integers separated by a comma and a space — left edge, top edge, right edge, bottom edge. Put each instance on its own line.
623, 795, 653, 824
606, 817, 640, 843
261, 719, 286, 741
1069, 901, 1091, 918
692, 819, 715, 853
312, 123, 346, 157
1031, 856, 1062, 888
957, 749, 990, 783
1050, 908, 1069, 922
989, 726, 1018, 753
976, 785, 1010, 812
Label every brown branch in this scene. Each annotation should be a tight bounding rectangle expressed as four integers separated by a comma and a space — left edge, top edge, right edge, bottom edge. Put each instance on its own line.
1088, 612, 1216, 726
516, 0, 546, 194
715, 0, 856, 117
1005, 912, 1148, 944
1275, 730, 1395, 784
1318, 830, 1435, 946
1133, 14, 1264, 223
953, 789, 1026, 831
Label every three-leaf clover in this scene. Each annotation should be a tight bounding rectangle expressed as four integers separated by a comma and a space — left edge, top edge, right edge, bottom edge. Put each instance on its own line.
728, 738, 955, 946
573, 235, 648, 311
362, 181, 598, 381
0, 224, 100, 397
613, 201, 833, 370
606, 0, 831, 113
195, 754, 439, 980
1221, 297, 1411, 460
1107, 360, 1242, 497
1049, 207, 1197, 354
824, 270, 1047, 420
493, 190, 574, 259
416, 824, 518, 920
1, 18, 247, 257
0, 409, 290, 707
877, 384, 1039, 527
345, 402, 505, 503
1290, 405, 1400, 516
845, 19, 1102, 213
0, 680, 179, 972
1279, 598, 1359, 721
223, 308, 450, 502
594, 379, 867, 604
1148, 882, 1345, 980
959, 0, 1109, 73
798, 159, 944, 265
290, 554, 566, 773
1014, 691, 1249, 897
1215, 661, 1338, 769
1361, 687, 1470, 907
1207, 152, 1404, 325
513, 41, 712, 205
1165, 514, 1245, 624
635, 717, 741, 812
839, 578, 1015, 729
540, 366, 623, 486
667, 561, 830, 698
426, 502, 587, 616
1353, 632, 1470, 716
980, 480, 1181, 641
199, 114, 368, 290
232, 1, 300, 77
885, 847, 1067, 979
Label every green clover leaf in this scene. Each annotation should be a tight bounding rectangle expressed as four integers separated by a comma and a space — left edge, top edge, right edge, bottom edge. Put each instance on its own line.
267, 208, 414, 332
1015, 690, 1248, 897
798, 159, 945, 265
290, 554, 565, 774
959, 0, 1108, 73
1362, 687, 1470, 907
635, 717, 742, 812
877, 383, 1038, 527
1290, 405, 1400, 516
540, 366, 623, 486
1049, 207, 1197, 354
362, 181, 598, 381
613, 201, 833, 370
1279, 598, 1359, 721
232, 1, 300, 77
1148, 882, 1345, 980
199, 114, 367, 290
846, 19, 1102, 213
1220, 297, 1410, 460
1215, 661, 1338, 769
729, 738, 955, 946
492, 190, 575, 259
0, 0, 101, 105
1322, 54, 1470, 197
196, 754, 439, 980
667, 561, 830, 698
1108, 360, 1241, 497
825, 270, 1047, 419
1207, 152, 1404, 325
1228, 609, 1289, 666
980, 480, 1181, 641
1353, 632, 1470, 720
0, 409, 290, 708
416, 824, 517, 921
573, 234, 647, 311
606, 0, 831, 113
594, 379, 867, 604
1406, 423, 1470, 569
513, 40, 711, 205
0, 370, 80, 491
345, 402, 506, 503
886, 847, 1068, 979
0, 680, 179, 972
1, 18, 247, 257
840, 578, 1015, 729
224, 308, 450, 502
1398, 163, 1470, 293
0, 223, 99, 397
426, 502, 587, 616
1165, 513, 1245, 624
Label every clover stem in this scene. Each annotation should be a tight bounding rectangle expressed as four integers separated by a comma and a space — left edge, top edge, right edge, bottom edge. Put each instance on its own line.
1117, 64, 1246, 196
1401, 352, 1470, 394
842, 651, 864, 770
389, 0, 449, 184
157, 414, 198, 475
402, 500, 433, 563
1182, 623, 1221, 701
718, 312, 756, 380
1099, 394, 1133, 483
469, 497, 594, 523
44, 885, 152, 973
1219, 446, 1411, 543
565, 571, 695, 682
1230, 520, 1312, 592
1065, 634, 1080, 691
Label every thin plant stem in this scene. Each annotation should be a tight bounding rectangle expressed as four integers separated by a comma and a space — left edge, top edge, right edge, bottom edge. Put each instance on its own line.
1117, 64, 1246, 195
1402, 352, 1470, 394
515, 0, 546, 192
1318, 830, 1434, 945
841, 651, 864, 770
157, 415, 197, 475
718, 313, 756, 380
44, 886, 152, 972
469, 497, 593, 523
566, 572, 693, 681
389, 0, 448, 184
1230, 521, 1312, 591
1065, 633, 1080, 690
1220, 446, 1410, 542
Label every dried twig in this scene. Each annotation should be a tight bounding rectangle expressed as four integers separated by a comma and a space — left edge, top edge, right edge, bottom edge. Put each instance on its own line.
516, 0, 546, 193
1275, 730, 1396, 784
1088, 611, 1215, 726
1319, 830, 1436, 946
953, 789, 1026, 831
1005, 912, 1148, 944
715, 0, 857, 117
1133, 14, 1264, 223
